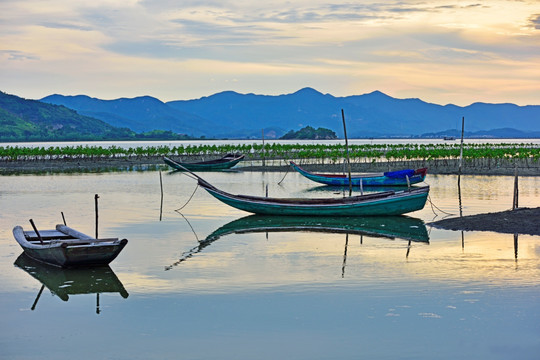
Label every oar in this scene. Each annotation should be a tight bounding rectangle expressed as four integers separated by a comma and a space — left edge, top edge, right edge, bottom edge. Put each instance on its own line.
29, 219, 44, 244
31, 285, 45, 311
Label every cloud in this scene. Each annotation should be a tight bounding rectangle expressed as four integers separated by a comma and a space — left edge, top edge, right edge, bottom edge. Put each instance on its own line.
1, 0, 540, 105
0, 50, 40, 61
529, 14, 540, 29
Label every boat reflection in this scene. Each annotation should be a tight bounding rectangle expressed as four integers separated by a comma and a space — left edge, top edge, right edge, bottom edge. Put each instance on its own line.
166, 214, 429, 270
14, 253, 128, 313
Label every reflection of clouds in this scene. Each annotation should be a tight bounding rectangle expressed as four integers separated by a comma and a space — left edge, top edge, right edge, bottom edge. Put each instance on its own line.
118, 273, 173, 292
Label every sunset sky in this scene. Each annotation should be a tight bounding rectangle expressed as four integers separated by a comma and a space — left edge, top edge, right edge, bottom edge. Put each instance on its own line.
1, 0, 539, 105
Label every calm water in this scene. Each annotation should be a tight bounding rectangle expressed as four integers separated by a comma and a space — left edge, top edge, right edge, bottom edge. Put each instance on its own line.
1, 170, 539, 359
2, 138, 540, 149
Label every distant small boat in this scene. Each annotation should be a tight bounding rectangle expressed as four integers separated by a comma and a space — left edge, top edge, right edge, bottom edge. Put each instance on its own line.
290, 161, 427, 187
164, 153, 244, 171
13, 224, 128, 268
443, 136, 456, 140
195, 175, 429, 216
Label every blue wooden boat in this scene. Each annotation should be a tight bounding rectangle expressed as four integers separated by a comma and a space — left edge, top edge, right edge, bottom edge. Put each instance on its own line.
195, 175, 429, 216
164, 153, 244, 171
290, 161, 427, 186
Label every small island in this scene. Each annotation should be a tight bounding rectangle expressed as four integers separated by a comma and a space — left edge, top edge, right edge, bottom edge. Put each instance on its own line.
280, 126, 337, 140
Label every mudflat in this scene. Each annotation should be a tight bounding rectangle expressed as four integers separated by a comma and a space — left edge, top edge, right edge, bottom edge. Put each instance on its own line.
430, 207, 540, 236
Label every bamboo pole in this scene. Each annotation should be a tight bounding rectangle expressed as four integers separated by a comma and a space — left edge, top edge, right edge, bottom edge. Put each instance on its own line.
458, 116, 465, 176
513, 164, 519, 210
159, 171, 164, 221
341, 109, 353, 197
261, 129, 265, 167
94, 194, 99, 239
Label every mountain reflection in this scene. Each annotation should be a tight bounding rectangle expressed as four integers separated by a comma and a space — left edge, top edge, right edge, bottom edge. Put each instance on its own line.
166, 214, 429, 270
14, 254, 128, 312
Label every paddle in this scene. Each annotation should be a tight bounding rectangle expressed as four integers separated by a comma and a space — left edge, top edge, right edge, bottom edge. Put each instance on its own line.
29, 219, 44, 244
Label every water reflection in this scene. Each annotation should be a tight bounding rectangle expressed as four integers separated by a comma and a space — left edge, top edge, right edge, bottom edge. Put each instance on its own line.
166, 214, 429, 270
14, 254, 128, 313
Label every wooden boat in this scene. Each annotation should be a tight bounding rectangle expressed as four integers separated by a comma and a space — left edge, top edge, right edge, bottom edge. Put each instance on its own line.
14, 253, 129, 303
12, 224, 128, 268
290, 161, 427, 187
194, 175, 429, 216
164, 153, 244, 171
166, 214, 428, 269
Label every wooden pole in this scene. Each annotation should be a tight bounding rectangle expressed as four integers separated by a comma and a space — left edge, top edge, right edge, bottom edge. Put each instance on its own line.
513, 164, 519, 210
159, 171, 164, 221
94, 194, 99, 239
261, 129, 265, 167
341, 109, 353, 197
458, 116, 465, 176
29, 219, 43, 244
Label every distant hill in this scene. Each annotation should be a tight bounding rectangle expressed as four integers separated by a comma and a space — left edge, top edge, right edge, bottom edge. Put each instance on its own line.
280, 126, 337, 140
0, 91, 131, 141
167, 88, 540, 138
35, 88, 540, 139
40, 94, 223, 137
0, 92, 205, 142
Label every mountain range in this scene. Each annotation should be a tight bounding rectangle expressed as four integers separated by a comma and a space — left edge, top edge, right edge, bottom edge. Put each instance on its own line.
40, 88, 540, 139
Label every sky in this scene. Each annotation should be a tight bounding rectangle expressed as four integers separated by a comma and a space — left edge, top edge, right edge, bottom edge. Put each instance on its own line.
1, 0, 539, 106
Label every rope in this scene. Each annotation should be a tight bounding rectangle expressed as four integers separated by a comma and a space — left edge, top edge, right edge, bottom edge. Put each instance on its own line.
175, 183, 199, 212
277, 162, 290, 185
427, 194, 454, 217
174, 211, 199, 242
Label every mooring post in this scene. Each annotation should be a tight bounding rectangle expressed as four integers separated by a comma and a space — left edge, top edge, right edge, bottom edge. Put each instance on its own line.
341, 109, 353, 197
512, 164, 519, 210
159, 171, 164, 221
458, 116, 465, 176
94, 194, 99, 239
262, 129, 265, 168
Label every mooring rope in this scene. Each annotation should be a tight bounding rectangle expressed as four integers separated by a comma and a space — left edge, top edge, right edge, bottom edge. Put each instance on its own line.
174, 210, 199, 242
277, 161, 291, 185
427, 194, 454, 217
175, 182, 199, 212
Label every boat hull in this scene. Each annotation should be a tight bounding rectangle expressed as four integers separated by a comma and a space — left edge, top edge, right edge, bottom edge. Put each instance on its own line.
164, 155, 244, 171
13, 225, 128, 268
291, 162, 426, 186
202, 185, 429, 216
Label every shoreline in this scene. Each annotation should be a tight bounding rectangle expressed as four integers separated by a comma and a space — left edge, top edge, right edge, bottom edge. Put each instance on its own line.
1, 156, 539, 176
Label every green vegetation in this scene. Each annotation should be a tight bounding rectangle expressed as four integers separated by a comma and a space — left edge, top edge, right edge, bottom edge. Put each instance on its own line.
1, 143, 539, 164
280, 126, 337, 140
0, 91, 199, 141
